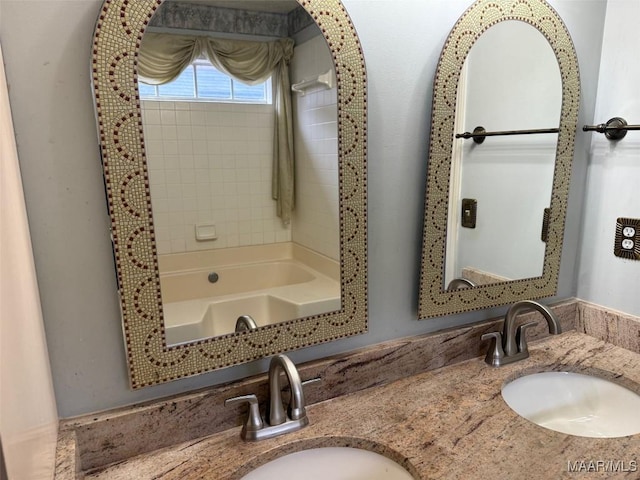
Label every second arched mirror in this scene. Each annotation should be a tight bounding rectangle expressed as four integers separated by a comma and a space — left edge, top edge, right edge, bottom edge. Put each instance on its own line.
419, 0, 580, 318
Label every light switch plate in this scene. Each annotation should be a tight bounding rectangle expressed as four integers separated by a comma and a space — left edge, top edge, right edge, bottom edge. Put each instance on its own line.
461, 198, 477, 229
614, 218, 640, 260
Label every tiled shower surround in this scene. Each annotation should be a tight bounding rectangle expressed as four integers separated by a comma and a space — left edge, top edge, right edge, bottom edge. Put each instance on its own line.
291, 88, 339, 259
141, 35, 339, 261
142, 80, 339, 259
142, 88, 339, 259
142, 100, 290, 255
290, 34, 340, 260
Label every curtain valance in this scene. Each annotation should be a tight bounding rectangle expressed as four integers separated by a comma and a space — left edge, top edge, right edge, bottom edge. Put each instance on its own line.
138, 33, 296, 224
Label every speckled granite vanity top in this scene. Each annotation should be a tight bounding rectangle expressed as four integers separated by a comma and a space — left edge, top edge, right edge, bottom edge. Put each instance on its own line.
78, 331, 640, 479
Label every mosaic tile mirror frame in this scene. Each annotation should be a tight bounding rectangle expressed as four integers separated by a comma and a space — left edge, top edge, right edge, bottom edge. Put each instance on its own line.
91, 0, 367, 388
418, 0, 580, 318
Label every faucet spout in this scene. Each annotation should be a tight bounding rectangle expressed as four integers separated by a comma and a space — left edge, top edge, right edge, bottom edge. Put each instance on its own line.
503, 300, 561, 356
268, 354, 306, 426
225, 354, 313, 441
235, 315, 258, 332
446, 277, 477, 292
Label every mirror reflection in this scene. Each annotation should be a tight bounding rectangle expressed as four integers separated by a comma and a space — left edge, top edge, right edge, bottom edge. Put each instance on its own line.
444, 21, 562, 290
140, 0, 341, 344
418, 0, 580, 320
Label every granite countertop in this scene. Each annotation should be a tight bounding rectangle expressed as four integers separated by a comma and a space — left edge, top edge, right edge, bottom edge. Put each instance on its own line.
83, 331, 640, 479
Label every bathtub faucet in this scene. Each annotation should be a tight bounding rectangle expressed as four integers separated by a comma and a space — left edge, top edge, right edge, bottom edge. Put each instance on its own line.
235, 315, 258, 332
446, 277, 476, 292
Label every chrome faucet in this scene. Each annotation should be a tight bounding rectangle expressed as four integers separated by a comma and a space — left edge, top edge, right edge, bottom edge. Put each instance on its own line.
267, 354, 306, 425
235, 314, 258, 332
482, 300, 562, 367
224, 354, 319, 441
446, 277, 476, 292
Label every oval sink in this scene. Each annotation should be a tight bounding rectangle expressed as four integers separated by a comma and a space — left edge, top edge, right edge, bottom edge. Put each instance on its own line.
502, 371, 640, 438
240, 447, 414, 480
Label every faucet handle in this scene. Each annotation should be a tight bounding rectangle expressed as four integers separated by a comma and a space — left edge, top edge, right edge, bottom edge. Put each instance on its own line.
302, 377, 322, 387
516, 321, 537, 356
481, 332, 505, 367
225, 394, 264, 433
282, 376, 321, 393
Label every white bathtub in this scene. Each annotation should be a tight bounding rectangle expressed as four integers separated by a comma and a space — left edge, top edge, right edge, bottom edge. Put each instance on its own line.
160, 260, 317, 303
160, 244, 340, 345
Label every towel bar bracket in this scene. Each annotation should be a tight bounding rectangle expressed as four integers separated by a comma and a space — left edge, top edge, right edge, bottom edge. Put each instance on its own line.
582, 117, 629, 140
582, 117, 640, 141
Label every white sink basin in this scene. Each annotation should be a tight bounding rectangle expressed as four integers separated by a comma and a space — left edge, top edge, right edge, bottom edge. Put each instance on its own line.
240, 447, 414, 480
502, 371, 640, 438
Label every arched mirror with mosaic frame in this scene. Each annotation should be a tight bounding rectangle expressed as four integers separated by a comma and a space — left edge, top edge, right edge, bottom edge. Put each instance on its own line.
91, 0, 367, 388
418, 0, 580, 319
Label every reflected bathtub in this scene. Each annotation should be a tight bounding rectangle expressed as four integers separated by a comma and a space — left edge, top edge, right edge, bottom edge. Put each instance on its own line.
160, 247, 340, 345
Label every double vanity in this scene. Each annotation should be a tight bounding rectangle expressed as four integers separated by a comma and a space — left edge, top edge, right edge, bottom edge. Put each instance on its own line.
55, 300, 640, 479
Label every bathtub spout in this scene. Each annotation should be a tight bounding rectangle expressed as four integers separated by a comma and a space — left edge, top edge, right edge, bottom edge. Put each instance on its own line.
446, 277, 476, 292
235, 315, 258, 332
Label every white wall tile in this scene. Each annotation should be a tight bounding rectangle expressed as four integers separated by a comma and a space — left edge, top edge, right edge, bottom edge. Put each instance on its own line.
290, 35, 340, 260
160, 109, 176, 124
143, 100, 290, 254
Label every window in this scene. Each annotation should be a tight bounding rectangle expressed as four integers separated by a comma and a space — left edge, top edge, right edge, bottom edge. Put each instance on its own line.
139, 59, 272, 104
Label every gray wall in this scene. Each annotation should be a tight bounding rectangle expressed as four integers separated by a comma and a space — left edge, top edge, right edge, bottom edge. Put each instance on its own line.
0, 0, 606, 418
577, 0, 640, 316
